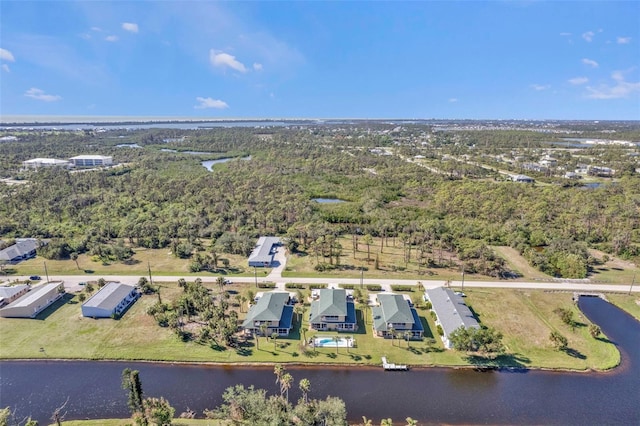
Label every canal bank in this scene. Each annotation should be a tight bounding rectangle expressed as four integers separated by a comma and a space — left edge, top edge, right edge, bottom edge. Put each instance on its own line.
1, 297, 638, 425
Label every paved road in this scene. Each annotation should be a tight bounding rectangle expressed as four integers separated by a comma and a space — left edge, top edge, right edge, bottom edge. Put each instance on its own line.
3, 274, 637, 294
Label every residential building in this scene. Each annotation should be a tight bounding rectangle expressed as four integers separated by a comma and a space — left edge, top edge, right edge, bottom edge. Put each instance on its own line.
22, 158, 71, 169
0, 284, 30, 307
509, 174, 534, 183
371, 293, 423, 340
81, 282, 139, 318
242, 291, 293, 336
0, 238, 39, 263
0, 282, 65, 318
69, 155, 113, 167
309, 288, 357, 331
425, 287, 480, 349
248, 236, 281, 267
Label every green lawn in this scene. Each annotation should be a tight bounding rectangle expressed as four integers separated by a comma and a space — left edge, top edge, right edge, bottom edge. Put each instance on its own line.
607, 293, 640, 321
0, 281, 625, 371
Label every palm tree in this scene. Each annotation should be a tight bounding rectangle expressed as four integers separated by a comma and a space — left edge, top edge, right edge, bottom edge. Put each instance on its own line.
404, 331, 412, 348
271, 332, 279, 351
363, 234, 374, 262
299, 378, 311, 404
216, 276, 225, 292
280, 372, 293, 401
361, 416, 373, 426
71, 252, 80, 270
333, 335, 340, 354
405, 417, 418, 426
274, 364, 284, 387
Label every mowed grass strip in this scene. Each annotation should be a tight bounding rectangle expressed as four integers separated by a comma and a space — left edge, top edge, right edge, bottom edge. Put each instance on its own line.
607, 293, 640, 321
463, 289, 620, 370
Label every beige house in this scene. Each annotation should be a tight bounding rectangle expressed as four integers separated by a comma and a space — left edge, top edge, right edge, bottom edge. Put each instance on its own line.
0, 282, 65, 318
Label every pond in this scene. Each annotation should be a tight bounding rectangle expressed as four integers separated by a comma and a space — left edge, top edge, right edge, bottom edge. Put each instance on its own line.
202, 156, 251, 171
313, 198, 346, 204
1, 297, 638, 425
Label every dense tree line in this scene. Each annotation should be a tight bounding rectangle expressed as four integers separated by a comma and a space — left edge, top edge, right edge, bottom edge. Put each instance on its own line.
0, 124, 638, 278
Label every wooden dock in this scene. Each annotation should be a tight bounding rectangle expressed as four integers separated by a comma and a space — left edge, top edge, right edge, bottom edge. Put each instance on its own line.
381, 356, 408, 371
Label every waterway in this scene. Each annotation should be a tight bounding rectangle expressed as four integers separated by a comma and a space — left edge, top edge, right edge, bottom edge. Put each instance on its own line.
0, 297, 638, 425
202, 156, 251, 171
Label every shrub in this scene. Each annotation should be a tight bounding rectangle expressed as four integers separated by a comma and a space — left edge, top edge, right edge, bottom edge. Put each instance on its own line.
257, 282, 276, 289
366, 284, 382, 291
425, 301, 432, 310
390, 285, 413, 292
285, 283, 304, 289
436, 325, 444, 336
309, 284, 327, 289
339, 284, 356, 289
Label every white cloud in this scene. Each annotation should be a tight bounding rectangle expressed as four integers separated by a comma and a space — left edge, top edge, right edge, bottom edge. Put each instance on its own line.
91, 27, 102, 32
0, 48, 15, 62
194, 97, 229, 109
122, 22, 139, 33
586, 70, 640, 99
253, 62, 263, 71
209, 49, 247, 73
105, 35, 118, 42
2, 64, 9, 73
582, 31, 595, 42
448, 98, 458, 103
531, 84, 550, 91
617, 37, 631, 44
582, 58, 599, 68
568, 77, 589, 85
559, 32, 572, 37
24, 87, 62, 102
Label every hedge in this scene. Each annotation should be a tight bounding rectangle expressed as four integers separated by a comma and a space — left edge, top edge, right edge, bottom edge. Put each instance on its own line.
366, 284, 382, 291
390, 285, 413, 292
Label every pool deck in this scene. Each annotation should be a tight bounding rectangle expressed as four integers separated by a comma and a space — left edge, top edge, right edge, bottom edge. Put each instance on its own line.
381, 356, 408, 371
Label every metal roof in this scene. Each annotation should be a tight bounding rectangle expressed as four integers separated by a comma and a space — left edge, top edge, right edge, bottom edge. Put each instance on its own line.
83, 282, 136, 310
6, 282, 61, 308
0, 239, 38, 261
242, 292, 290, 327
372, 293, 422, 332
309, 288, 348, 323
248, 236, 280, 264
0, 284, 29, 299
425, 287, 479, 337
70, 155, 112, 160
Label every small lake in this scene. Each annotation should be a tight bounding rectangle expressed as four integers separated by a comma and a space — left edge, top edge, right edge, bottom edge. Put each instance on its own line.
115, 143, 141, 148
202, 155, 251, 171
161, 149, 214, 155
582, 182, 604, 189
1, 297, 638, 425
313, 198, 346, 204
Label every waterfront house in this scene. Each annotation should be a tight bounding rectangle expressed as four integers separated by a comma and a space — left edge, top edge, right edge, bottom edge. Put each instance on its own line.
371, 293, 423, 340
242, 291, 293, 336
81, 282, 139, 318
248, 236, 281, 267
425, 287, 480, 349
309, 288, 357, 331
0, 282, 65, 318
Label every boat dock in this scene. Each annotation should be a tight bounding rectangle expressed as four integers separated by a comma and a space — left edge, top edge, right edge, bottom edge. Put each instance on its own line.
381, 356, 408, 371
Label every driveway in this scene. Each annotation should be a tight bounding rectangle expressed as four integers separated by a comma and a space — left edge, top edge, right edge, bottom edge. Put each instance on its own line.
267, 245, 288, 284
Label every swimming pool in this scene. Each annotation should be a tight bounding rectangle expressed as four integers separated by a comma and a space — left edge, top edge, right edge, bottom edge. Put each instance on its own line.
313, 336, 354, 348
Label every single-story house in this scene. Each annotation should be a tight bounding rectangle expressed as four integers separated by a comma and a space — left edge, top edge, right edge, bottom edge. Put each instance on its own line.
309, 288, 357, 332
81, 282, 139, 318
248, 236, 281, 267
425, 287, 480, 349
242, 291, 293, 336
0, 282, 65, 318
0, 284, 31, 307
372, 293, 423, 340
0, 238, 39, 263
509, 174, 535, 183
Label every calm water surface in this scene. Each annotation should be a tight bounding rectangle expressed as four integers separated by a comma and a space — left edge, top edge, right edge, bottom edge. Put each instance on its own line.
1, 297, 638, 425
202, 156, 251, 171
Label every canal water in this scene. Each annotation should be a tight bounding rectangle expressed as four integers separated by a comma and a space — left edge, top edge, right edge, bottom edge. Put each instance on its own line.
1, 297, 638, 425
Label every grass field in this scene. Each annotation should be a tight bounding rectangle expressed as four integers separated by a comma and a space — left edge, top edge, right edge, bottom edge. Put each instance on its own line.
0, 279, 629, 371
490, 246, 553, 280
607, 293, 640, 321
8, 248, 260, 277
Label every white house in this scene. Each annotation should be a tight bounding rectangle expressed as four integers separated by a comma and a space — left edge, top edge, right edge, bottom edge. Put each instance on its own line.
22, 158, 71, 169
81, 282, 139, 318
0, 282, 65, 318
425, 287, 480, 349
248, 236, 281, 267
0, 284, 30, 307
69, 155, 113, 167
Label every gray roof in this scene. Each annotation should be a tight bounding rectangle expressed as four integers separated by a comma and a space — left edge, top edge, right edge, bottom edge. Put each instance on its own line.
242, 292, 290, 327
0, 239, 38, 261
248, 236, 280, 264
309, 288, 348, 323
372, 293, 418, 332
3, 282, 61, 308
425, 287, 479, 336
0, 284, 29, 300
83, 282, 136, 310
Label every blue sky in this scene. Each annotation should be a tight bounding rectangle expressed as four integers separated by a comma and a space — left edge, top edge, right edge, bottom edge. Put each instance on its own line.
1, 1, 639, 120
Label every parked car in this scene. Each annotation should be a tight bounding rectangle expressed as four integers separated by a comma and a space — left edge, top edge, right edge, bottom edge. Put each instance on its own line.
79, 282, 86, 286
29, 275, 41, 281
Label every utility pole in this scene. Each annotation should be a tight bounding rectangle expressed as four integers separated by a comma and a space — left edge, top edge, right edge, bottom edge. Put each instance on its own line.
461, 267, 465, 292
254, 266, 258, 288
44, 261, 50, 283
629, 273, 636, 296
360, 267, 364, 289
147, 261, 153, 286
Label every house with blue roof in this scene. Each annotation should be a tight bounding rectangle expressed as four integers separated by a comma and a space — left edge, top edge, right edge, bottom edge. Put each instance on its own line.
309, 288, 357, 332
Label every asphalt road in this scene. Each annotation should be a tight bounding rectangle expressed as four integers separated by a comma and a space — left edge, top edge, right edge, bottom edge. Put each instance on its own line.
3, 273, 638, 294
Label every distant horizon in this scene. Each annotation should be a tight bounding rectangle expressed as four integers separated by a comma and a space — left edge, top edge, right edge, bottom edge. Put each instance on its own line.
2, 114, 639, 125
